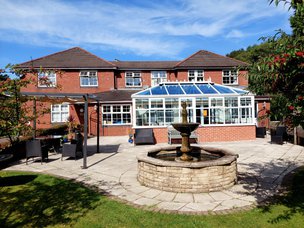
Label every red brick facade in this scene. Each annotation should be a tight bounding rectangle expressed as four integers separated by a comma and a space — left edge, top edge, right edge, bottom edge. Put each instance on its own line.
19, 47, 260, 142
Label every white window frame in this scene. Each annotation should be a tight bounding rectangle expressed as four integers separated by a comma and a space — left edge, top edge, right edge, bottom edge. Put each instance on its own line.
51, 104, 69, 123
102, 105, 132, 125
38, 71, 56, 87
222, 70, 238, 85
80, 71, 98, 87
188, 70, 204, 82
151, 71, 167, 86
125, 71, 142, 87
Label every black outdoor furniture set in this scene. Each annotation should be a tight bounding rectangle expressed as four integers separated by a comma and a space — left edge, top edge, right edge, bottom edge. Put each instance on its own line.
271, 126, 288, 144
134, 128, 155, 145
26, 139, 48, 164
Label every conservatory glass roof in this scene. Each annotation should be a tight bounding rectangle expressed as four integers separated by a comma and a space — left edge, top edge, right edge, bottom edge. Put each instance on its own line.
132, 82, 249, 97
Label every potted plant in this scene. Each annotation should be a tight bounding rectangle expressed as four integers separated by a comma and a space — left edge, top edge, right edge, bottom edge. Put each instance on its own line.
66, 115, 76, 141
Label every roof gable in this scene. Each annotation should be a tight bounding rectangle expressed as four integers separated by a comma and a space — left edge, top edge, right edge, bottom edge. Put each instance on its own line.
18, 47, 116, 69
175, 50, 248, 69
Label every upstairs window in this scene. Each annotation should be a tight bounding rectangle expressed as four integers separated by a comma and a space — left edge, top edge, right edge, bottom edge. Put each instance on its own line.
80, 71, 98, 87
188, 70, 204, 82
223, 70, 238, 85
125, 72, 142, 87
151, 71, 167, 86
38, 71, 56, 87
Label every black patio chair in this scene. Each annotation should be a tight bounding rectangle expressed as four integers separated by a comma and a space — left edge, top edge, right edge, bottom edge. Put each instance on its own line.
271, 126, 287, 144
256, 126, 266, 138
134, 128, 155, 145
26, 139, 48, 164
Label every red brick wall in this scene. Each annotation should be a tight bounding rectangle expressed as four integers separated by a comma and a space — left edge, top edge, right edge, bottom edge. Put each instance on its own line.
21, 70, 115, 93
174, 70, 248, 86
151, 125, 255, 143
256, 101, 270, 128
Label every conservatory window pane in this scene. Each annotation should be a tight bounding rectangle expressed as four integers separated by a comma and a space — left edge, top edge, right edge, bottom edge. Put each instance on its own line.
213, 84, 234, 94
225, 97, 238, 107
136, 110, 149, 126
150, 110, 164, 126
210, 108, 224, 124
151, 86, 167, 95
165, 110, 179, 124
225, 108, 239, 124
136, 99, 149, 109
151, 99, 163, 108
166, 85, 184, 94
181, 85, 201, 94
165, 98, 179, 108
197, 84, 218, 94
211, 98, 223, 107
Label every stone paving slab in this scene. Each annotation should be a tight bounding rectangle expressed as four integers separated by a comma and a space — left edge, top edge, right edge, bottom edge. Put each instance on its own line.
3, 135, 304, 214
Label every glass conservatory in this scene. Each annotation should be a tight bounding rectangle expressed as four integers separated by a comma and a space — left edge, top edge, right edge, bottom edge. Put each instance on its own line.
132, 82, 255, 127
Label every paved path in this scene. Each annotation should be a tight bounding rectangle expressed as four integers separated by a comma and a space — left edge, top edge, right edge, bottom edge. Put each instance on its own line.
4, 135, 304, 214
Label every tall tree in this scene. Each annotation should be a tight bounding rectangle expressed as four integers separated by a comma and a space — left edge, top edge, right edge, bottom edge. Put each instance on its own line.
248, 0, 304, 127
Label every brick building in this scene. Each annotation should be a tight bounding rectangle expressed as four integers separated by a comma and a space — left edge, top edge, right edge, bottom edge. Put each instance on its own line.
19, 47, 264, 143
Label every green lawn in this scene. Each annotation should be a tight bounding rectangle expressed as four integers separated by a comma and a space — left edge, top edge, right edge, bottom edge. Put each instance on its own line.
0, 169, 304, 228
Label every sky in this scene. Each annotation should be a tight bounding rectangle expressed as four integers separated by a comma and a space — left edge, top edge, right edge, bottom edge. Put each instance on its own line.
0, 0, 292, 69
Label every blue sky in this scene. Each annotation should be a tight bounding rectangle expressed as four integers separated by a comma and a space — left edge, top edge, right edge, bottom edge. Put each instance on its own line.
0, 0, 292, 69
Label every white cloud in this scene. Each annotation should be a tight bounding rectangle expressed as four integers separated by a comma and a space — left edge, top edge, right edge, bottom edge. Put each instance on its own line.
0, 0, 291, 58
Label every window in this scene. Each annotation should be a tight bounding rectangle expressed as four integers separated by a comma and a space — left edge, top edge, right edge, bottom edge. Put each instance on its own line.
188, 70, 204, 82
126, 72, 142, 87
38, 71, 56, 87
51, 104, 69, 123
240, 97, 253, 123
223, 70, 238, 84
210, 98, 224, 124
150, 99, 164, 126
225, 97, 239, 124
102, 105, 131, 125
80, 71, 98, 86
151, 71, 167, 86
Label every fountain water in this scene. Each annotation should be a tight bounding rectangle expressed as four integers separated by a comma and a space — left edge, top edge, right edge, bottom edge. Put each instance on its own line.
137, 101, 238, 193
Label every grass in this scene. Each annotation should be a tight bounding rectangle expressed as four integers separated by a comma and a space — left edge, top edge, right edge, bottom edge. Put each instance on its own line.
0, 169, 304, 228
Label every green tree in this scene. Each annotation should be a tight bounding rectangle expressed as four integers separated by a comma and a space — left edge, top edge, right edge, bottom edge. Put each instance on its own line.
249, 0, 304, 127
0, 64, 59, 145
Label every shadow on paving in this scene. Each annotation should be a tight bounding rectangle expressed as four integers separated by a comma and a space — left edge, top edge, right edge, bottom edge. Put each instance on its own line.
0, 172, 102, 227
235, 158, 304, 223
258, 166, 304, 224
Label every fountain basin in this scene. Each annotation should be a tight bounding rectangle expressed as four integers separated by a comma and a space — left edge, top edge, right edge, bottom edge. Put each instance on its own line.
137, 145, 238, 193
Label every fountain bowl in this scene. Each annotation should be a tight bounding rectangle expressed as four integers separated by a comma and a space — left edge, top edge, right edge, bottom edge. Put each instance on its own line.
137, 145, 238, 193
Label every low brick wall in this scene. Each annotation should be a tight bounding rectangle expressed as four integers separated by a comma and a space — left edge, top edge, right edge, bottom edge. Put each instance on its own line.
137, 146, 238, 193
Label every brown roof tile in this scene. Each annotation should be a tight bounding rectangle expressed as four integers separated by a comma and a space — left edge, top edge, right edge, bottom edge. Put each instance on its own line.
17, 47, 116, 69
111, 61, 178, 70
93, 89, 139, 103
175, 50, 249, 69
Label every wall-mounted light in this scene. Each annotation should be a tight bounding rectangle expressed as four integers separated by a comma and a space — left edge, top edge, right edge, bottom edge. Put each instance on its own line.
80, 108, 84, 113
94, 105, 97, 110
263, 101, 266, 109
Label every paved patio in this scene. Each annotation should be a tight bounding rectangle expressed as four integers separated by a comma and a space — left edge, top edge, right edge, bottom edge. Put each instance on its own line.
4, 135, 304, 214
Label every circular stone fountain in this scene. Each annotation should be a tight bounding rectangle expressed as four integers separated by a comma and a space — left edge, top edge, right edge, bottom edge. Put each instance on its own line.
137, 102, 238, 193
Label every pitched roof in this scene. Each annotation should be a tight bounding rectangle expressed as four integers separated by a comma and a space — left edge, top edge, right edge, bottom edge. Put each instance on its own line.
175, 50, 249, 69
17, 47, 116, 69
111, 61, 178, 70
93, 89, 139, 103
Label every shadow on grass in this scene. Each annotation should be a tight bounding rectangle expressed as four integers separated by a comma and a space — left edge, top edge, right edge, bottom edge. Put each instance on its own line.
0, 175, 37, 186
258, 166, 304, 224
0, 172, 102, 227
